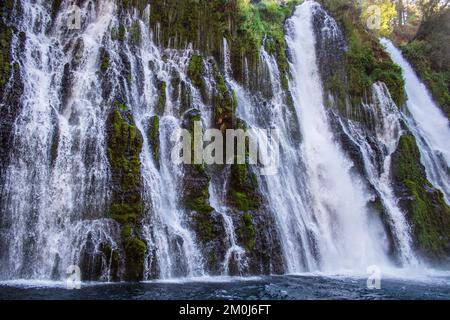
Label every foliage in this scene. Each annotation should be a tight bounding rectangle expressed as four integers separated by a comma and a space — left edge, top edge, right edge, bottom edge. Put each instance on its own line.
235, 0, 301, 88
148, 115, 160, 165
361, 0, 397, 36
391, 133, 450, 258
322, 0, 406, 108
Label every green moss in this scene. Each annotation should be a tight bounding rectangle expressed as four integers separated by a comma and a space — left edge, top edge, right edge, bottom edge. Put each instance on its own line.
346, 22, 405, 107
149, 0, 229, 52
100, 55, 109, 72
124, 236, 147, 279
187, 54, 207, 100
118, 24, 126, 42
232, 191, 250, 212
186, 185, 213, 215
193, 211, 215, 242
0, 23, 13, 92
235, 0, 300, 89
226, 121, 261, 212
239, 212, 256, 251
213, 66, 237, 131
106, 109, 147, 280
208, 250, 217, 266
129, 20, 141, 46
149, 0, 298, 89
187, 54, 205, 88
148, 115, 160, 165
155, 80, 166, 115
391, 134, 450, 258
114, 101, 126, 111
184, 179, 214, 242
100, 244, 120, 281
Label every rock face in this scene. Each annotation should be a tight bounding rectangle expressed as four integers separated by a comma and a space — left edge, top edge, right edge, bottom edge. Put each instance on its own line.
391, 133, 450, 262
106, 109, 146, 281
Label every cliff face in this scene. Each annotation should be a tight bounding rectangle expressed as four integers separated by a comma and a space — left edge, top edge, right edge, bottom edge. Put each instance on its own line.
0, 0, 448, 281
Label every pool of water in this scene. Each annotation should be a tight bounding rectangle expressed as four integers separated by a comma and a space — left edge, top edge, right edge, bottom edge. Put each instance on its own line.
1, 273, 449, 300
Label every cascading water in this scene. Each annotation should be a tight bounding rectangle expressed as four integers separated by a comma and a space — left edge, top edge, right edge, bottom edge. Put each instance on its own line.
1, 0, 442, 283
231, 44, 320, 273
0, 0, 247, 281
283, 1, 391, 272
337, 83, 417, 265
119, 16, 206, 279
0, 0, 118, 280
381, 39, 450, 204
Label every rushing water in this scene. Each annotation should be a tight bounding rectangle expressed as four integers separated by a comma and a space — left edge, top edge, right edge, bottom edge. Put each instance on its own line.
0, 0, 448, 290
381, 39, 450, 204
0, 0, 116, 280
1, 273, 449, 300
283, 2, 392, 271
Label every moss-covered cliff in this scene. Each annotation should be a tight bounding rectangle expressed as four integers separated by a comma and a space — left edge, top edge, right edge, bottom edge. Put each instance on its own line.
391, 133, 450, 261
106, 108, 147, 280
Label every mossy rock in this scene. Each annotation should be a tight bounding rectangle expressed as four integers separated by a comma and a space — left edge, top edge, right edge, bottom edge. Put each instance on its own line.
129, 20, 142, 46
99, 48, 110, 73
148, 115, 160, 167
391, 133, 450, 260
124, 236, 147, 280
100, 244, 121, 281
187, 54, 208, 101
106, 108, 147, 280
0, 21, 13, 94
155, 79, 167, 115
239, 212, 256, 251
213, 66, 237, 132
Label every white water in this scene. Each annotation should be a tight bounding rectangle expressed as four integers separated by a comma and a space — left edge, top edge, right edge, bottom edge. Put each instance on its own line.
0, 0, 438, 282
0, 0, 117, 280
125, 20, 206, 279
381, 39, 450, 204
283, 2, 390, 272
339, 83, 416, 265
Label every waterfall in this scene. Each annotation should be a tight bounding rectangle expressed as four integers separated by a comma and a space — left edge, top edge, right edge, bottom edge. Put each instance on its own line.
123, 18, 206, 279
281, 1, 392, 272
381, 39, 450, 204
0, 0, 437, 282
337, 83, 417, 265
0, 0, 118, 280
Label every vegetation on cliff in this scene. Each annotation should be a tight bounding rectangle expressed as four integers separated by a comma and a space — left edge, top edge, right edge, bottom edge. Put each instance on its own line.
149, 0, 299, 90
391, 133, 450, 260
399, 10, 450, 119
321, 0, 406, 109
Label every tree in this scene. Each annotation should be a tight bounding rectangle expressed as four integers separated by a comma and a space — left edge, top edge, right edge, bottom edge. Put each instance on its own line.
361, 0, 397, 36
417, 0, 450, 21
